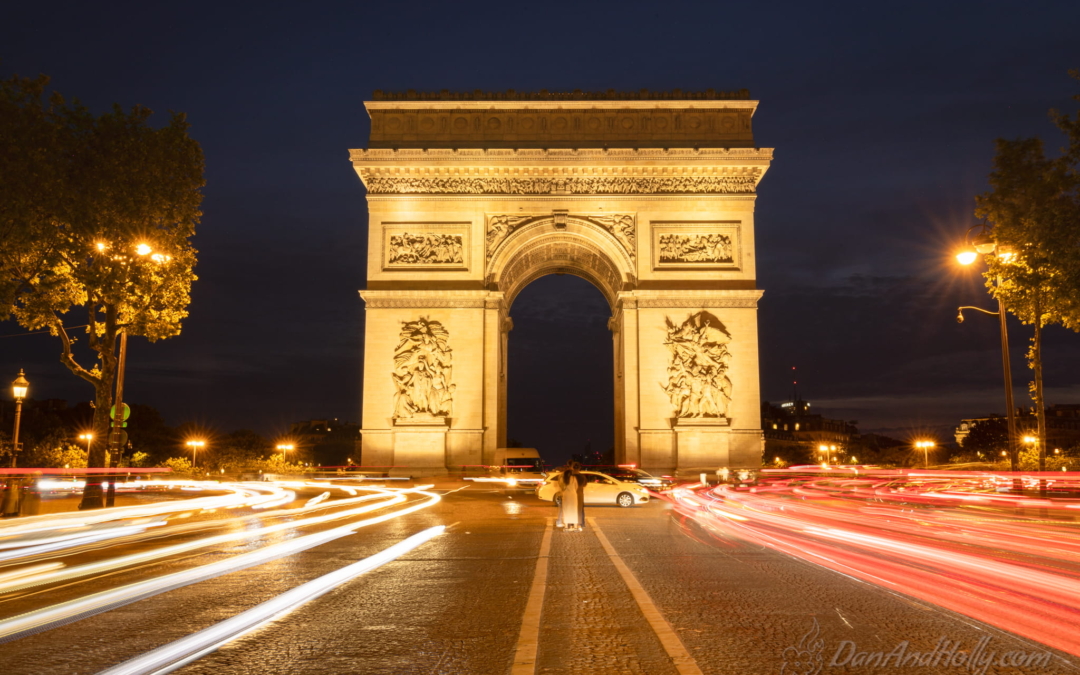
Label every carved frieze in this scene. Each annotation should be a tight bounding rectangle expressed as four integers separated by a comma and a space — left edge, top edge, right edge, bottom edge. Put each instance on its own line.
365, 175, 757, 195
383, 223, 469, 270
658, 233, 733, 264
653, 222, 741, 269
388, 233, 464, 265
662, 312, 732, 419
393, 318, 455, 419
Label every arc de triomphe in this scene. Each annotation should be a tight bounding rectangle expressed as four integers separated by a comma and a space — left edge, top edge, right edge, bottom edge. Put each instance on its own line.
350, 90, 772, 475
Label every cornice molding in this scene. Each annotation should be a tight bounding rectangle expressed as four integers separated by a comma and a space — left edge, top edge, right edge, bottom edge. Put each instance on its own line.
620, 290, 764, 309
359, 290, 493, 309
363, 175, 758, 196
350, 147, 773, 163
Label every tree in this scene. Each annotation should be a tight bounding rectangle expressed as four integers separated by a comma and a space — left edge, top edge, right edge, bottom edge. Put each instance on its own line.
0, 74, 204, 508
974, 75, 1080, 472
959, 417, 1010, 459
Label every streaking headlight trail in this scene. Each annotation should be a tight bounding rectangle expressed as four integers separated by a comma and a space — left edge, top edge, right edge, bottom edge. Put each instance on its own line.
97, 526, 446, 675
0, 486, 441, 643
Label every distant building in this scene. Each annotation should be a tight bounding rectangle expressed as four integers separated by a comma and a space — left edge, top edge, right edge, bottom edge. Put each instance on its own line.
956, 405, 1080, 449
762, 400, 858, 463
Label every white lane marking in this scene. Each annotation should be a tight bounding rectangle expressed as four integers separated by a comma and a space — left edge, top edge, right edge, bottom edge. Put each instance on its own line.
589, 518, 704, 675
511, 517, 553, 675
97, 526, 446, 675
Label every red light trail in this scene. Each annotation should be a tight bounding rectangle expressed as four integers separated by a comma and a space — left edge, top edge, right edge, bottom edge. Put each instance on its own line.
669, 468, 1080, 657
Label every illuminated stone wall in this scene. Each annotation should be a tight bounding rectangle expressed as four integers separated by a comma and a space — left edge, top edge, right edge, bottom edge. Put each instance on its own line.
352, 92, 772, 475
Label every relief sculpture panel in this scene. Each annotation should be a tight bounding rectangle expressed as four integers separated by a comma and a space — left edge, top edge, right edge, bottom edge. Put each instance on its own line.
658, 233, 733, 264
383, 223, 469, 270
393, 318, 455, 419
388, 233, 464, 265
662, 312, 732, 419
653, 222, 740, 269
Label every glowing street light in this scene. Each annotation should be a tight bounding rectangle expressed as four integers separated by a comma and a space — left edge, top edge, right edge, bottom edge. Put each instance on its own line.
955, 223, 1019, 472
915, 440, 936, 468
135, 243, 153, 256
276, 444, 295, 463
78, 433, 94, 457
3, 370, 29, 517
9, 370, 28, 469
186, 440, 205, 468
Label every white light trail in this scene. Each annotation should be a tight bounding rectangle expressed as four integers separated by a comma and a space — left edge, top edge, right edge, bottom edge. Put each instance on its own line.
97, 526, 445, 675
0, 488, 441, 642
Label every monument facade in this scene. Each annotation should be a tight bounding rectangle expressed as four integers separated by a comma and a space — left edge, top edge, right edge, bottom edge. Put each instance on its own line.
351, 90, 772, 475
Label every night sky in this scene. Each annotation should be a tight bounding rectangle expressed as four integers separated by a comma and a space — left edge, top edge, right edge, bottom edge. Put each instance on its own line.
4, 1, 1080, 461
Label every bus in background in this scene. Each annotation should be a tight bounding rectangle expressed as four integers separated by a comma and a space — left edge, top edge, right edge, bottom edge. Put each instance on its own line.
490, 448, 546, 487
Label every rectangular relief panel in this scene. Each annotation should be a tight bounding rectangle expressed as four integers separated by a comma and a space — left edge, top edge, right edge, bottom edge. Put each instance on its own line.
382, 222, 471, 271
652, 221, 741, 270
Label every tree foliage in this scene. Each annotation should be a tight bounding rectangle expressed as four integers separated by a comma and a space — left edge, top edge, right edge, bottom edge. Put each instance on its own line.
0, 74, 204, 507
974, 73, 1080, 470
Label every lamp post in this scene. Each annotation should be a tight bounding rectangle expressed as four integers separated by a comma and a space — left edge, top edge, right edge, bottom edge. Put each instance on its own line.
186, 440, 205, 470
915, 440, 936, 468
276, 444, 295, 464
78, 433, 93, 458
956, 226, 1019, 472
3, 371, 29, 518
9, 371, 28, 469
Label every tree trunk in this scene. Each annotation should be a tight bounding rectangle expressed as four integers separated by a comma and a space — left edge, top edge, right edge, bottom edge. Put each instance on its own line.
1034, 319, 1047, 472
78, 379, 114, 510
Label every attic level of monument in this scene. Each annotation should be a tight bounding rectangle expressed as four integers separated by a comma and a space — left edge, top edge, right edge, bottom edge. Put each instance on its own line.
366, 94, 759, 149
371, 89, 752, 101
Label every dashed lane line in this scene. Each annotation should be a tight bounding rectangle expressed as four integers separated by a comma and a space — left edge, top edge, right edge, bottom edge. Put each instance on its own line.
589, 517, 704, 675
510, 517, 553, 675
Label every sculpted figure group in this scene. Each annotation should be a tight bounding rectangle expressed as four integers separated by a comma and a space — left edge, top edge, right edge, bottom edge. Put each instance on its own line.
388, 233, 464, 265
662, 312, 733, 418
658, 233, 734, 264
392, 318, 455, 418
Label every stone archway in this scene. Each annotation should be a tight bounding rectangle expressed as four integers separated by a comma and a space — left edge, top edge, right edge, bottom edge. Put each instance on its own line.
352, 89, 772, 476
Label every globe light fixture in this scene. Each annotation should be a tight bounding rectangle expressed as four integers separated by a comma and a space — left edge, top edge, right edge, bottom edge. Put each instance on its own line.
135, 243, 153, 256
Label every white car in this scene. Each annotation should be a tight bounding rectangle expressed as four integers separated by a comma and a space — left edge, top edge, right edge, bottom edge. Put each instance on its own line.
535, 471, 650, 507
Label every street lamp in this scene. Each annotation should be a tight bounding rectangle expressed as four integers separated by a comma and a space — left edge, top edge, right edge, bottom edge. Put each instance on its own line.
3, 371, 29, 518
78, 433, 94, 457
956, 224, 1019, 472
915, 440, 936, 468
9, 370, 28, 468
186, 440, 205, 469
276, 444, 295, 463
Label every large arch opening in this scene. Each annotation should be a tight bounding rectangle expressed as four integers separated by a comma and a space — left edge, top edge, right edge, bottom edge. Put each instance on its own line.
506, 273, 614, 468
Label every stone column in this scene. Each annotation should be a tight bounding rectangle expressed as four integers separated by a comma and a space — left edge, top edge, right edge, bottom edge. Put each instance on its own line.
617, 295, 641, 467
482, 295, 503, 466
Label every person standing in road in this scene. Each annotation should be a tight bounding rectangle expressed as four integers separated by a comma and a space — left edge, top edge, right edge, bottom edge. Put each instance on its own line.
571, 462, 586, 529
559, 466, 582, 532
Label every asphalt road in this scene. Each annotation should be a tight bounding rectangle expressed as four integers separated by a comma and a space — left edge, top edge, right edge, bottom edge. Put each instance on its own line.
0, 484, 1076, 674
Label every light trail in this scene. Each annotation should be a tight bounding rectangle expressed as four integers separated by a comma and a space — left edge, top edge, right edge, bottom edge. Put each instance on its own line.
669, 468, 1080, 657
0, 490, 406, 594
97, 526, 445, 675
0, 486, 441, 642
